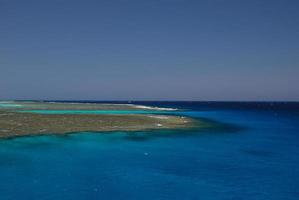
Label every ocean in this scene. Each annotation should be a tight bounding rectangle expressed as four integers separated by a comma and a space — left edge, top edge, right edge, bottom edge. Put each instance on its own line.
0, 101, 298, 200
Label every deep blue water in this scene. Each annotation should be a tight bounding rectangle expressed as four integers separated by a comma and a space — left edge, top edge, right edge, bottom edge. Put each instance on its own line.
1, 102, 299, 200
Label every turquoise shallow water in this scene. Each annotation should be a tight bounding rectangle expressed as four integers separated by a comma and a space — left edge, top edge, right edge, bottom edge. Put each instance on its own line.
0, 102, 22, 108
1, 102, 299, 200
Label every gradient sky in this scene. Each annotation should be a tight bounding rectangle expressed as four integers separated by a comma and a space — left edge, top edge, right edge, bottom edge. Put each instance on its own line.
1, 0, 298, 101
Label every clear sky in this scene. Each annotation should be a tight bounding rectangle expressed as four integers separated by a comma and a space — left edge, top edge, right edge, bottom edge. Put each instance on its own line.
1, 0, 298, 101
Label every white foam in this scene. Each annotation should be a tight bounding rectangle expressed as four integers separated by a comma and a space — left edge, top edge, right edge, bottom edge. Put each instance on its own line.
148, 115, 170, 119
127, 104, 178, 111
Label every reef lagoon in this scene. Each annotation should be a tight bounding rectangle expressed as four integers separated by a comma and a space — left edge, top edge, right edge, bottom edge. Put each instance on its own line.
0, 101, 299, 200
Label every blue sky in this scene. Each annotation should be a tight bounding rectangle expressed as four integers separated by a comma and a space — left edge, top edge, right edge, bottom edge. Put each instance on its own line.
1, 0, 298, 101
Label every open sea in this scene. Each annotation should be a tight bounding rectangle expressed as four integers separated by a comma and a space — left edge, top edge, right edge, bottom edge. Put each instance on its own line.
0, 101, 299, 200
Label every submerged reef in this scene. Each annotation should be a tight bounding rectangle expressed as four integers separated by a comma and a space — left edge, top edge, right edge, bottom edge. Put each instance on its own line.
0, 101, 212, 138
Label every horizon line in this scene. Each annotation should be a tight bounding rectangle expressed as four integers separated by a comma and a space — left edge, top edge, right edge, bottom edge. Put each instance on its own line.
2, 99, 299, 103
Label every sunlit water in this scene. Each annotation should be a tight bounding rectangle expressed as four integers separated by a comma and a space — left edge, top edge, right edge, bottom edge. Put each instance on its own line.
0, 102, 299, 200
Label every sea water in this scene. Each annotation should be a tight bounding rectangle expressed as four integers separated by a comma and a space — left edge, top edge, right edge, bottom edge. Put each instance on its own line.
0, 102, 298, 200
